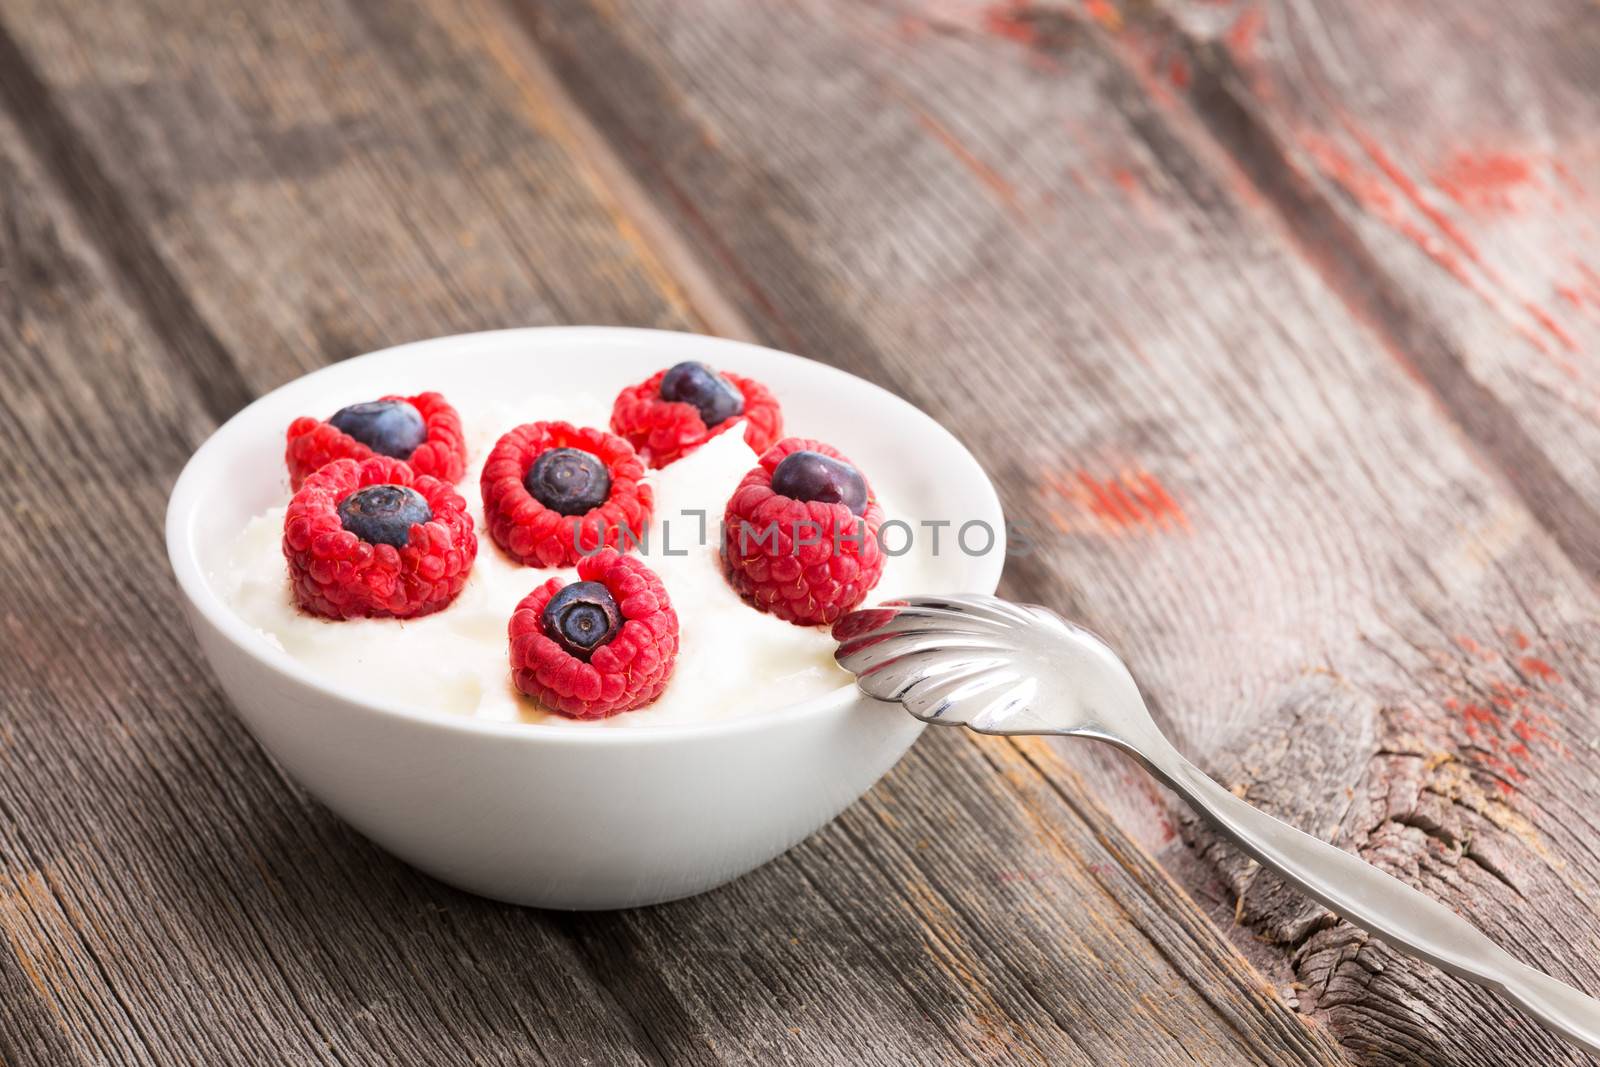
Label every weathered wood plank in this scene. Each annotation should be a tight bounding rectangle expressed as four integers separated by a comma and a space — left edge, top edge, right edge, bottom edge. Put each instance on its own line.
0, 935, 85, 1067
1156, 0, 1600, 584
0, 0, 1340, 1063
0, 85, 667, 1067
1, 0, 702, 399
522, 1, 1600, 1061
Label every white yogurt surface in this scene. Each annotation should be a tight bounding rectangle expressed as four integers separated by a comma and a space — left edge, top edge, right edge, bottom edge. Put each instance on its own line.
220, 392, 941, 727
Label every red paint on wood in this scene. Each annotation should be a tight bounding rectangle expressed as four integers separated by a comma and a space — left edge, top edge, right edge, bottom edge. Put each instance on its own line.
1489, 678, 1527, 706
1083, 0, 1121, 31
1516, 323, 1563, 364
1225, 7, 1265, 62
1345, 125, 1483, 268
976, 0, 1073, 70
1299, 131, 1581, 375
1522, 300, 1578, 353
1349, 132, 1582, 357
1554, 264, 1600, 317
1551, 158, 1588, 199
1105, 477, 1144, 523
982, 3, 1040, 47
1043, 468, 1190, 533
1431, 152, 1537, 215
1437, 634, 1576, 793
1581, 262, 1600, 296
1440, 638, 1575, 793
1520, 656, 1562, 684
1126, 469, 1191, 530
1470, 750, 1526, 786
1510, 717, 1560, 754
1079, 470, 1139, 525
1168, 54, 1190, 90
906, 105, 1022, 214
1301, 134, 1477, 289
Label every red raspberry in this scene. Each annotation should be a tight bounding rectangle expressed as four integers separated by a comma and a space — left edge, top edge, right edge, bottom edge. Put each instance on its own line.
508, 550, 679, 719
283, 456, 477, 619
722, 437, 885, 626
285, 391, 467, 489
480, 422, 652, 568
610, 368, 782, 468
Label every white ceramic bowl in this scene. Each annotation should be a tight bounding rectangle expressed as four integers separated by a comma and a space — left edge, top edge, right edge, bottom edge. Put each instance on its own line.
167, 327, 1004, 909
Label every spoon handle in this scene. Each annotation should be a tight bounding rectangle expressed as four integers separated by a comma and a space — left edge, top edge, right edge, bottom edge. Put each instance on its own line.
1128, 737, 1600, 1054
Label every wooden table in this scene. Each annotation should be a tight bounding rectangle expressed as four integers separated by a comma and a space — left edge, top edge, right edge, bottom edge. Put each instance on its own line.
3, 1, 1597, 1063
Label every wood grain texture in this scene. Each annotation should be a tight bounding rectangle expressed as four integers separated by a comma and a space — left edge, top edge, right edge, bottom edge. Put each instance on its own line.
1158, 0, 1600, 582
0, 97, 661, 1067
0, 0, 1348, 1063
520, 1, 1600, 1062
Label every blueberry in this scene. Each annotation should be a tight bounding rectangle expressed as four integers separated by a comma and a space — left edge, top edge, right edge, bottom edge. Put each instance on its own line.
525, 447, 611, 516
541, 581, 621, 659
770, 450, 868, 515
328, 399, 428, 459
659, 361, 744, 428
337, 484, 432, 548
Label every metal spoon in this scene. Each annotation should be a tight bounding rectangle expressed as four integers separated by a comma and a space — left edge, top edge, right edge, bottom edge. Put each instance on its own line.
833, 594, 1600, 1055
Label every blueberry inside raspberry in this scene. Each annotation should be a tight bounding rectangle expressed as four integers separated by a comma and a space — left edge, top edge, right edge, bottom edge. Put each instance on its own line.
524, 447, 611, 516
541, 581, 621, 659
337, 484, 432, 548
770, 450, 868, 515
328, 400, 427, 459
659, 361, 744, 428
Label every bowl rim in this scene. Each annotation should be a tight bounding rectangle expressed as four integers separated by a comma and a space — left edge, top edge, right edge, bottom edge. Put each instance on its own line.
166, 326, 1005, 745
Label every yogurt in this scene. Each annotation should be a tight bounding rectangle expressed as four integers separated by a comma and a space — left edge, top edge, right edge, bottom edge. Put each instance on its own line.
220, 392, 940, 727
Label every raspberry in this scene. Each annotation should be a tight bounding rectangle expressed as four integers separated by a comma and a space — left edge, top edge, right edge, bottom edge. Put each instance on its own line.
286, 391, 467, 489
610, 367, 782, 468
480, 422, 652, 568
284, 456, 477, 619
508, 550, 679, 719
722, 437, 885, 626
